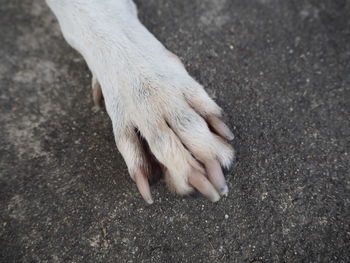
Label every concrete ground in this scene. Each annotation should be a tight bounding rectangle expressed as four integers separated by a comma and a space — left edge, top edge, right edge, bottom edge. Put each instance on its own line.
1, 0, 349, 262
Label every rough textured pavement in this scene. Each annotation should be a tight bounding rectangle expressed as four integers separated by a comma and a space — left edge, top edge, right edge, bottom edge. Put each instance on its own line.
1, 0, 349, 262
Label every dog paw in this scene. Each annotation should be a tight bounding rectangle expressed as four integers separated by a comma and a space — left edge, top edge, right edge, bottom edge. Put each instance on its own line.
93, 50, 236, 203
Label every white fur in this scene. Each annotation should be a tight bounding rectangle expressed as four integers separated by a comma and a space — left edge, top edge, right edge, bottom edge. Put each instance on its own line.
46, 0, 234, 194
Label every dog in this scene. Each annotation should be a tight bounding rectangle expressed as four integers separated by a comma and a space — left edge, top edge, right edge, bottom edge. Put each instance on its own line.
46, 0, 235, 204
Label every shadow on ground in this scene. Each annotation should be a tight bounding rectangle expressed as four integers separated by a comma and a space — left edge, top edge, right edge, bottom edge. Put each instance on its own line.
0, 0, 349, 262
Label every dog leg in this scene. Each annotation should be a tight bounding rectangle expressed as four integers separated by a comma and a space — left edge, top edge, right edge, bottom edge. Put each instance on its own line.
46, 0, 235, 203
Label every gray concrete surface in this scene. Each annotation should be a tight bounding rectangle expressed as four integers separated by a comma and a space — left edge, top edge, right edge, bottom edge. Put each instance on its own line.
1, 0, 349, 262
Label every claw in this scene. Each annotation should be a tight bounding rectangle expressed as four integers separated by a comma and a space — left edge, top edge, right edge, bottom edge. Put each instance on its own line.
92, 75, 103, 110
134, 170, 153, 204
207, 115, 234, 141
205, 159, 228, 196
188, 170, 220, 202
